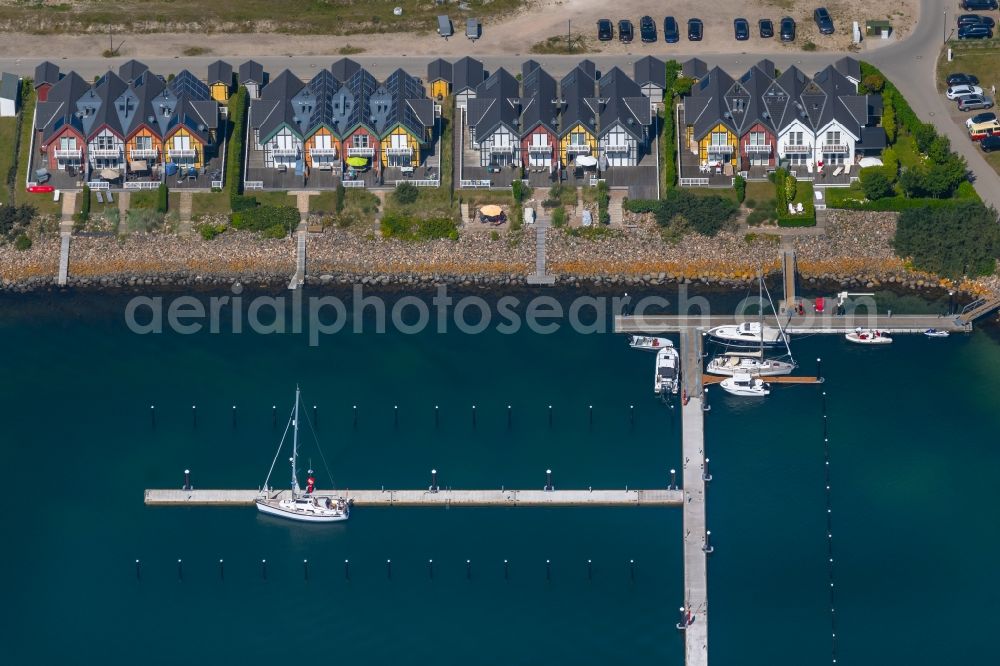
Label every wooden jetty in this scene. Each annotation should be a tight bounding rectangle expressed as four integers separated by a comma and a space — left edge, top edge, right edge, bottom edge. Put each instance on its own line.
145, 488, 683, 507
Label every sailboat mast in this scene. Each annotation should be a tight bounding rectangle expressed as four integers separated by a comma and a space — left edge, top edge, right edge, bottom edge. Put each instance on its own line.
758, 273, 765, 355
292, 386, 300, 494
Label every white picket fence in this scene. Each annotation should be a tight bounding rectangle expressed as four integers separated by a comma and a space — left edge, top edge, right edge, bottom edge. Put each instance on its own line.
679, 177, 709, 187
394, 179, 440, 187
123, 181, 161, 190
244, 181, 264, 190
343, 180, 366, 188
460, 179, 492, 188
85, 181, 110, 190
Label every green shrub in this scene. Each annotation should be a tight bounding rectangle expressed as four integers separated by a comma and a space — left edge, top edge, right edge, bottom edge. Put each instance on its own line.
623, 199, 659, 213
393, 182, 419, 205
655, 188, 738, 237
956, 180, 980, 200
664, 59, 682, 93
231, 194, 258, 211
156, 183, 169, 213
912, 122, 937, 154
490, 230, 500, 241
745, 198, 757, 209
882, 100, 896, 144
79, 185, 91, 221
380, 212, 459, 240
335, 182, 345, 213
661, 99, 677, 190
802, 40, 817, 51
540, 198, 560, 209
746, 209, 769, 226
551, 206, 566, 228
861, 73, 885, 93
197, 222, 227, 240
673, 77, 694, 97
881, 146, 899, 183
860, 167, 893, 200
894, 201, 1000, 277
262, 223, 288, 239
231, 205, 299, 235
596, 180, 610, 224
13, 233, 31, 250
777, 217, 817, 228
784, 172, 797, 203
0, 203, 35, 241
226, 86, 248, 207
512, 179, 525, 205
733, 174, 746, 203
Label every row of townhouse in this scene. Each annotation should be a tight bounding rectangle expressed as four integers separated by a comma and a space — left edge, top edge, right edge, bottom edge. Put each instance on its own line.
441, 57, 658, 170
32, 60, 226, 185
246, 58, 435, 179
681, 56, 885, 178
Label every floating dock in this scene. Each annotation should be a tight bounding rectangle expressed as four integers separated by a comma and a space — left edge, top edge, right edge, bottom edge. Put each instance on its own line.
614, 313, 971, 335
145, 488, 683, 507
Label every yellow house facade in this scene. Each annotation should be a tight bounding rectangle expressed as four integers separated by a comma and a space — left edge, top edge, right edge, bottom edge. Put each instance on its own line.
164, 127, 204, 169
693, 122, 738, 166
209, 82, 230, 103
429, 80, 449, 100
558, 123, 597, 166
381, 125, 422, 169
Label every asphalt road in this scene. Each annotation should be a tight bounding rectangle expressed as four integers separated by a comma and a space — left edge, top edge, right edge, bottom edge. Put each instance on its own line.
1, 1, 996, 208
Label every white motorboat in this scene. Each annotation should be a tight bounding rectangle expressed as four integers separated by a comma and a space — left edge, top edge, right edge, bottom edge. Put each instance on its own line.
629, 335, 673, 352
924, 329, 949, 338
654, 345, 681, 395
706, 351, 797, 377
845, 329, 892, 345
256, 386, 350, 523
720, 370, 770, 397
707, 321, 787, 346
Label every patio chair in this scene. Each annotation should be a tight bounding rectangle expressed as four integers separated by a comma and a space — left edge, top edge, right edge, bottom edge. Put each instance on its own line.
96, 190, 104, 204
832, 166, 843, 177
106, 191, 114, 203
806, 163, 813, 174
796, 202, 804, 213
788, 203, 796, 215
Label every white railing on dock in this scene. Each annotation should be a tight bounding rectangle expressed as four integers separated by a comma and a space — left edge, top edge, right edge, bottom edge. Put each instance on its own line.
244, 181, 264, 190
211, 180, 223, 189
394, 179, 439, 187
460, 179, 493, 188
124, 181, 161, 190
680, 177, 710, 187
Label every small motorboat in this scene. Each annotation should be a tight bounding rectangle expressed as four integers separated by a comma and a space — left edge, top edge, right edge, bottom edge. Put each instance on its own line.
707, 321, 786, 346
924, 329, 949, 338
845, 329, 893, 345
630, 335, 672, 352
720, 370, 770, 397
653, 345, 681, 395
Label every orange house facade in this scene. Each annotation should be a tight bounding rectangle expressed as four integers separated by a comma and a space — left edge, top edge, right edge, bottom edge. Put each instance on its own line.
304, 126, 340, 170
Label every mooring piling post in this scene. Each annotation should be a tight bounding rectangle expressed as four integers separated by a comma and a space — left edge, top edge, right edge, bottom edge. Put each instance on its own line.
183, 469, 192, 491
544, 469, 553, 492
177, 559, 183, 581
504, 559, 509, 580
303, 559, 309, 580
353, 405, 358, 428
344, 559, 350, 580
589, 405, 593, 426
472, 405, 477, 428
702, 458, 712, 483
702, 387, 710, 412
630, 404, 634, 425
703, 529, 714, 554
430, 469, 439, 493
507, 404, 512, 428
587, 559, 592, 580
676, 606, 687, 631
629, 559, 635, 582
192, 404, 197, 427
135, 559, 141, 581
434, 405, 439, 428
219, 559, 224, 580
261, 559, 267, 580
394, 405, 398, 428
312, 405, 317, 428
150, 405, 155, 427
232, 405, 237, 427
386, 559, 392, 579
428, 559, 434, 579
272, 405, 277, 428
466, 559, 472, 579
546, 559, 551, 581
670, 468, 677, 490
817, 357, 823, 382
548, 404, 553, 426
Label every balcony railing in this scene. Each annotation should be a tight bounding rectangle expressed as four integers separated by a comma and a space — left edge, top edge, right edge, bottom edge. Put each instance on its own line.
309, 147, 338, 156
90, 148, 121, 158
270, 147, 299, 158
54, 148, 82, 159
706, 144, 733, 154
528, 144, 552, 153
130, 148, 159, 159
347, 146, 375, 156
783, 143, 812, 153
170, 149, 198, 158
489, 145, 515, 153
386, 146, 413, 155
745, 143, 772, 153
820, 143, 849, 153
566, 144, 591, 154
603, 144, 631, 153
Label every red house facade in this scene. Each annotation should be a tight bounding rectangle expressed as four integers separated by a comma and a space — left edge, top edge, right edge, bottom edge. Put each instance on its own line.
343, 126, 381, 174
520, 125, 557, 169
41, 126, 86, 171
739, 122, 776, 169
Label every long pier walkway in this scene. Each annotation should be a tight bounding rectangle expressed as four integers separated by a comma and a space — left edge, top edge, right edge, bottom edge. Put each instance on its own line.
780, 245, 796, 314
145, 487, 683, 507
615, 313, 972, 335
527, 214, 555, 285
680, 329, 709, 666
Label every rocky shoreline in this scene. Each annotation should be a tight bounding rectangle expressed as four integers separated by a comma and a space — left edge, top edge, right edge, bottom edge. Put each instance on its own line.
0, 211, 994, 301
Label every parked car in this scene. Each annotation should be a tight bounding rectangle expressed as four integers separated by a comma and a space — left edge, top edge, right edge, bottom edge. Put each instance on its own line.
957, 14, 996, 28
688, 18, 704, 41
959, 95, 994, 111
640, 15, 657, 42
597, 18, 613, 41
759, 18, 774, 38
734, 18, 750, 40
961, 0, 998, 10
814, 7, 835, 34
947, 84, 984, 100
619, 19, 634, 43
664, 16, 680, 43
981, 135, 1000, 152
966, 111, 997, 127
958, 24, 993, 39
969, 119, 1000, 140
780, 16, 796, 41
947, 72, 980, 86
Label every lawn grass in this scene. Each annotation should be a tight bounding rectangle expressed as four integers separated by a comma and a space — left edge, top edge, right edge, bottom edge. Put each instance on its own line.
936, 43, 1000, 92
686, 187, 739, 202
191, 192, 231, 219
13, 83, 62, 217
0, 0, 526, 36
0, 117, 16, 205
128, 189, 159, 209
745, 180, 776, 205
310, 191, 339, 214
439, 98, 454, 200
251, 190, 294, 208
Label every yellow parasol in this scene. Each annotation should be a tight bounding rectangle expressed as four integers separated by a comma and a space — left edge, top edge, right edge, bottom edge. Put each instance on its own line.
346, 156, 369, 167
480, 204, 502, 217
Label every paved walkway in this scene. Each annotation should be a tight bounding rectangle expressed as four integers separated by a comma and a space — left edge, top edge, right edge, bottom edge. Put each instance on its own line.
57, 191, 76, 286
527, 213, 555, 285
177, 191, 193, 234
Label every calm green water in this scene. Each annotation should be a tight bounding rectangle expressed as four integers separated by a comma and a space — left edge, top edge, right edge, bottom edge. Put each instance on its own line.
0, 289, 997, 664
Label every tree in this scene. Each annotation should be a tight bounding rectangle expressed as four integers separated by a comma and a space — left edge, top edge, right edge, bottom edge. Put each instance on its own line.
881, 146, 899, 183
861, 73, 885, 93
913, 122, 937, 154
156, 183, 169, 213
899, 166, 927, 198
784, 172, 797, 204
733, 174, 746, 203
925, 153, 968, 198
927, 135, 951, 164
393, 182, 419, 205
860, 167, 893, 200
673, 76, 695, 97
894, 202, 1000, 278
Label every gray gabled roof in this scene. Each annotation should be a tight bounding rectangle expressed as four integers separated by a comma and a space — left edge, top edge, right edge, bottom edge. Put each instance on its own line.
453, 57, 484, 94
77, 71, 130, 138
118, 60, 149, 84
772, 66, 812, 131
427, 58, 453, 84
811, 65, 866, 135
833, 56, 861, 84
0, 72, 18, 102
239, 60, 265, 86
519, 65, 558, 136
378, 68, 432, 138
857, 126, 886, 150
684, 66, 737, 140
207, 60, 233, 86
331, 58, 362, 84
169, 70, 211, 101
298, 68, 342, 137
252, 69, 306, 141
633, 56, 666, 89
596, 67, 650, 140
558, 64, 598, 137
754, 59, 777, 80
682, 58, 709, 81
36, 71, 91, 142
726, 65, 776, 135
467, 67, 520, 139
338, 67, 379, 135
34, 61, 60, 89
521, 59, 542, 78
123, 70, 167, 137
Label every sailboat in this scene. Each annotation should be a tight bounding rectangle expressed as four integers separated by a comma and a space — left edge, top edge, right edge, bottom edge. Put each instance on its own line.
256, 386, 350, 523
707, 275, 797, 376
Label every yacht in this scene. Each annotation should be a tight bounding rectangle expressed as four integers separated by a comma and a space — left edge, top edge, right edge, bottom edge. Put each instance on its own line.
707, 321, 786, 346
706, 351, 796, 377
629, 335, 673, 352
845, 329, 893, 345
654, 345, 681, 395
720, 370, 771, 397
924, 329, 949, 338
